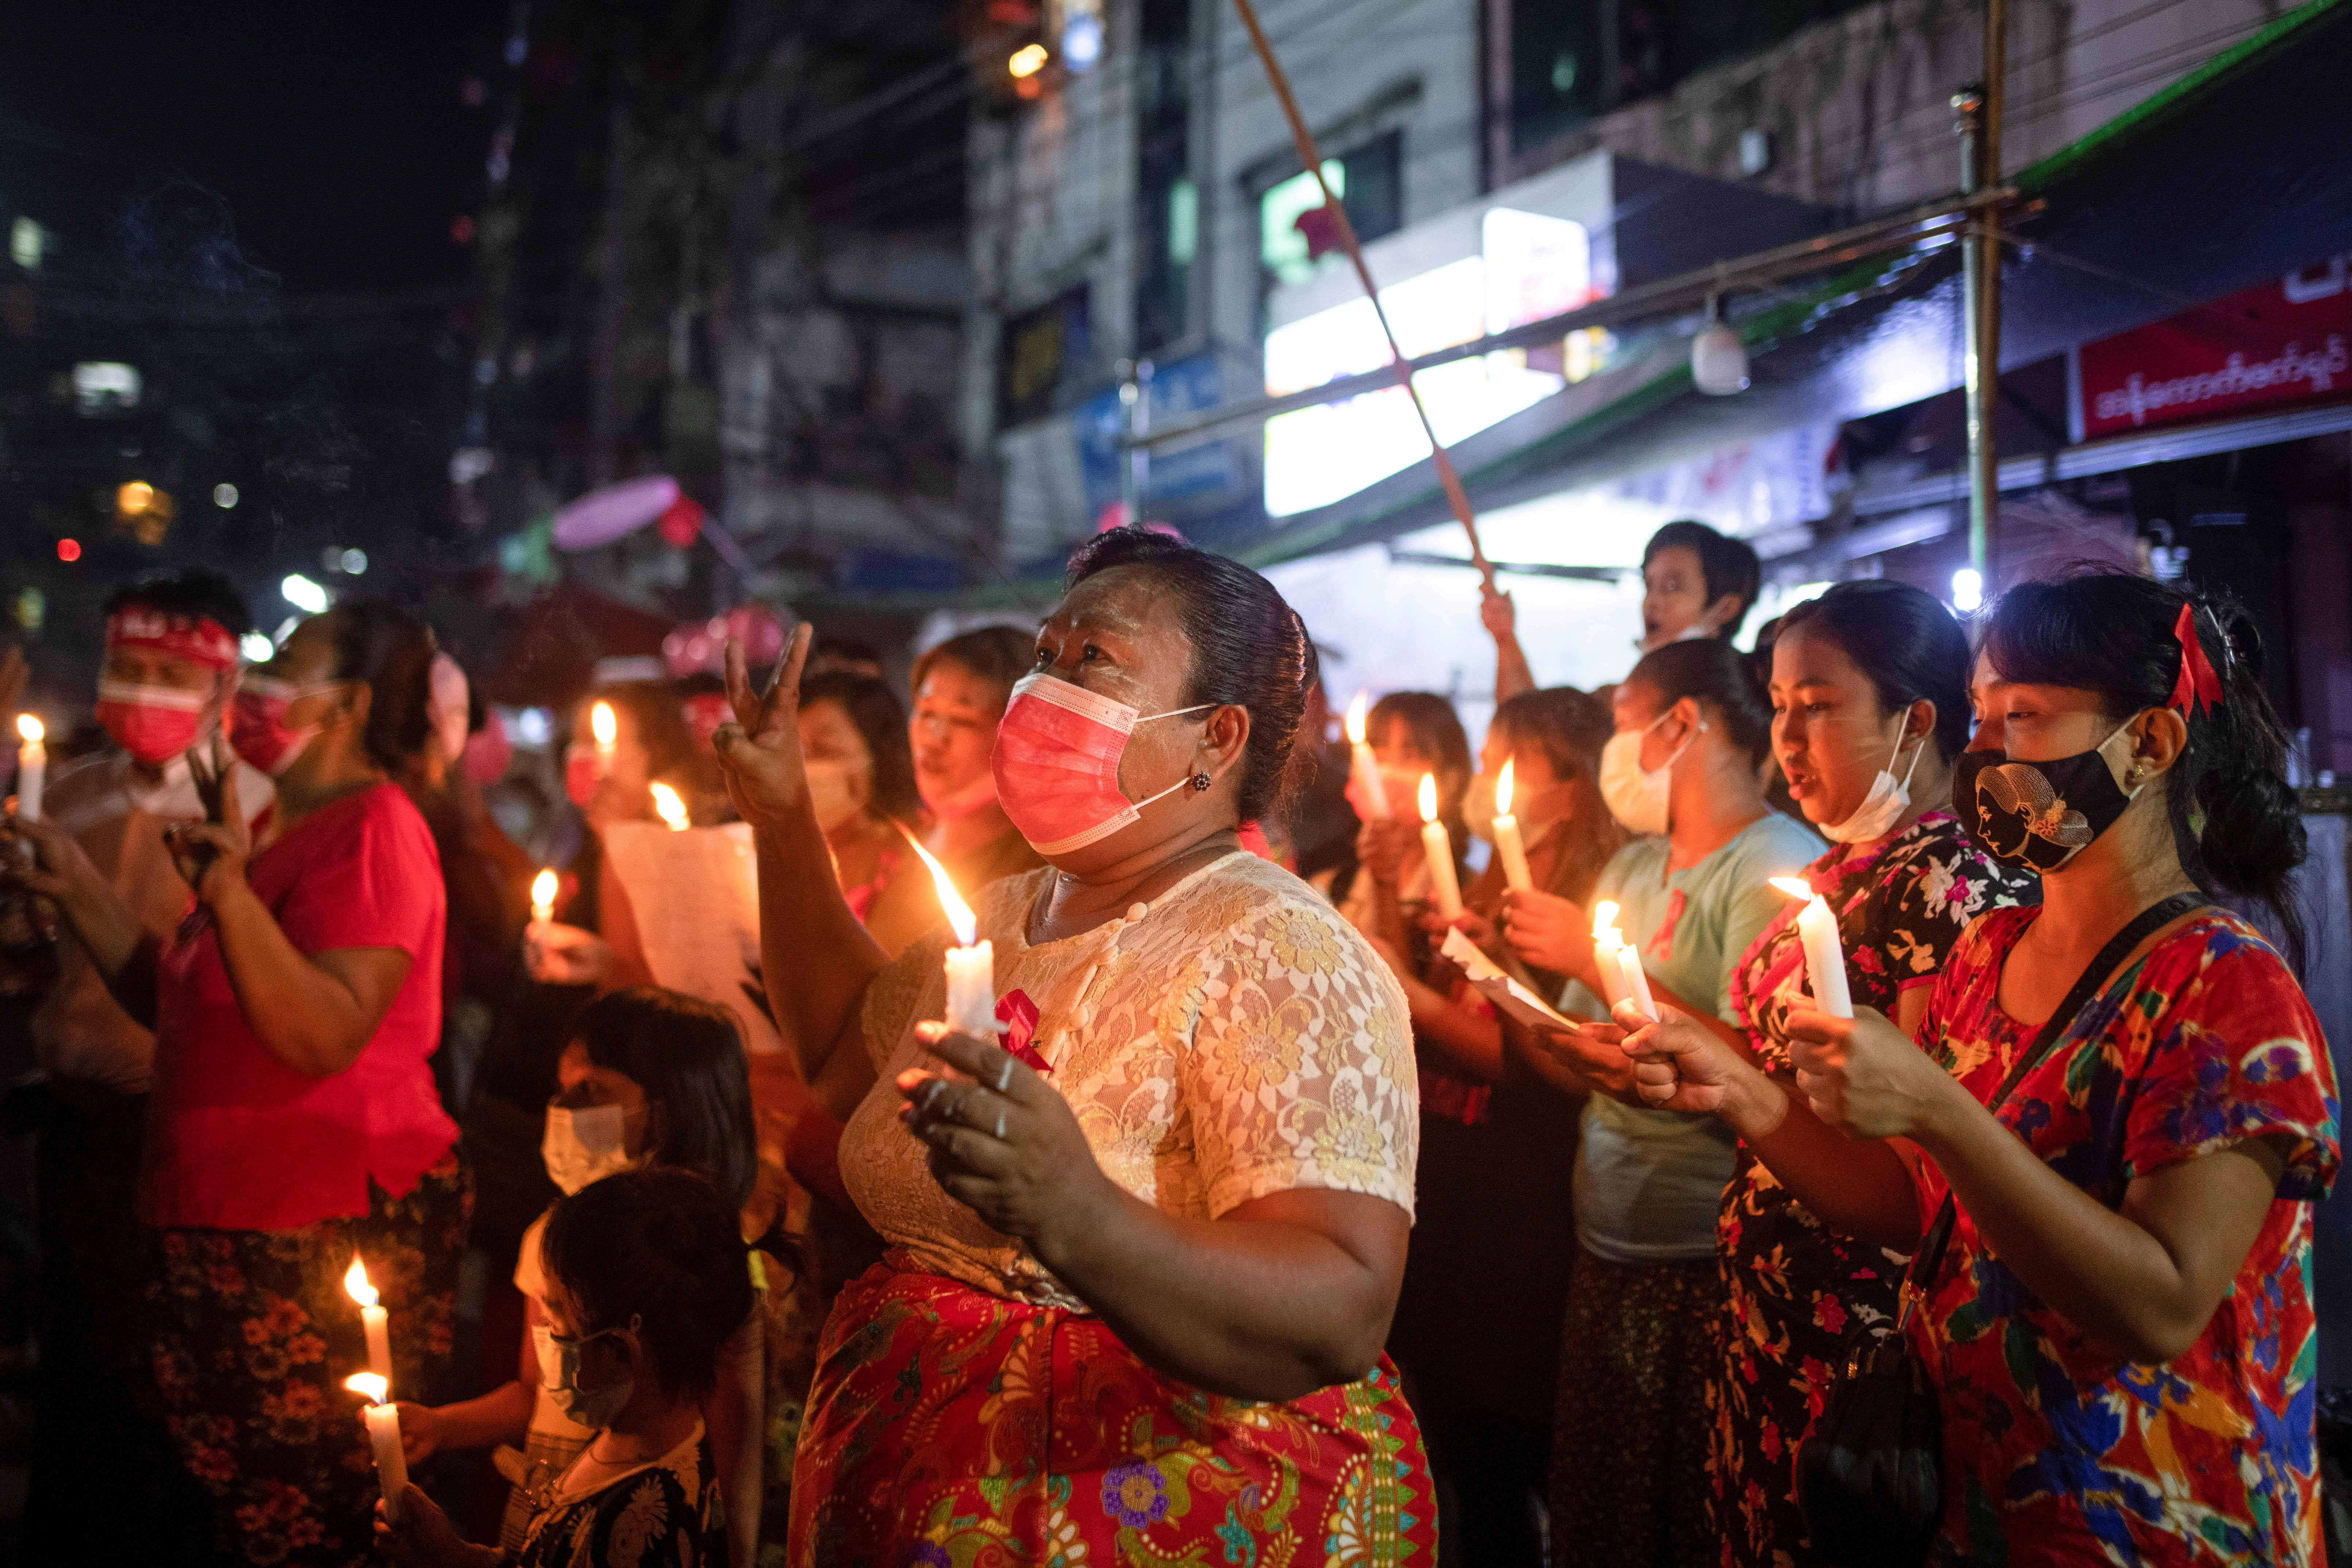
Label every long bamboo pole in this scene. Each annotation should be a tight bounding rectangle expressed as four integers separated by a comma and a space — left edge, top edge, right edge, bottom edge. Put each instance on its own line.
1226, 0, 1493, 585
1961, 0, 2007, 584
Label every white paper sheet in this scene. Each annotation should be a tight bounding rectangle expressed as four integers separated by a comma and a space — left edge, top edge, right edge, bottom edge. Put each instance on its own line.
1439, 925, 1579, 1032
602, 822, 784, 1055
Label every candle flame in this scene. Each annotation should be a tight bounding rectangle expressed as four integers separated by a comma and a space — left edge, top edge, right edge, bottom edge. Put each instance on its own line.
1769, 876, 1815, 900
1495, 756, 1515, 817
903, 830, 977, 947
1344, 690, 1369, 746
650, 782, 689, 831
1592, 900, 1619, 938
16, 714, 41, 744
1417, 772, 1438, 824
344, 1372, 388, 1405
344, 1257, 378, 1309
591, 701, 616, 747
530, 869, 557, 916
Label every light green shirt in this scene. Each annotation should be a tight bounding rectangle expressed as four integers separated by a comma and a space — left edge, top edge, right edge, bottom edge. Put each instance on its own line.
1562, 812, 1826, 1264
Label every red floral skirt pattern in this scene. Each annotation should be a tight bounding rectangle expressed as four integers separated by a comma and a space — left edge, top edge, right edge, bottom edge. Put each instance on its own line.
791, 1258, 1437, 1565
149, 1150, 470, 1567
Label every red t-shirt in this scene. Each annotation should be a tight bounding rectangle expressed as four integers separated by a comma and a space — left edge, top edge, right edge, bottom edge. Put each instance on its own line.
145, 782, 457, 1231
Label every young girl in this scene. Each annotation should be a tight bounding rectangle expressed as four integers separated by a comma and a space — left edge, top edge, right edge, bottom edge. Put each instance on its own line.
395, 988, 774, 1568
376, 1166, 755, 1567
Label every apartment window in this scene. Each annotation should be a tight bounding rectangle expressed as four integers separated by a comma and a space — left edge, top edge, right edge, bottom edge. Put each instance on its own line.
1256, 130, 1404, 291
1134, 0, 1192, 353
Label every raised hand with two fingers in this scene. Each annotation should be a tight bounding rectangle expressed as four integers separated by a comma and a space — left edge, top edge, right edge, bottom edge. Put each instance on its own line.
711, 624, 814, 829
162, 738, 253, 903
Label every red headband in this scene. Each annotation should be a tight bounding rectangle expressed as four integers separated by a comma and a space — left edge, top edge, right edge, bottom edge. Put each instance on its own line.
681, 693, 731, 748
106, 609, 240, 671
2167, 603, 2225, 718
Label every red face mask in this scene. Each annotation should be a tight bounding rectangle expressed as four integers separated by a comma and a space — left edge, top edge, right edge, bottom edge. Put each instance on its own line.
989, 674, 1213, 855
95, 679, 208, 765
564, 745, 602, 808
229, 676, 339, 776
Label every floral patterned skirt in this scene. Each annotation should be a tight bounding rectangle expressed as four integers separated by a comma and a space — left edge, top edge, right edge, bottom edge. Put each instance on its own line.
148, 1150, 471, 1568
790, 1257, 1438, 1565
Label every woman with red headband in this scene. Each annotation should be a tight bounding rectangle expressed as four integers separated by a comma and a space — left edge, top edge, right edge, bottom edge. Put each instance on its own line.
8, 601, 464, 1568
1624, 571, 2338, 1565
714, 526, 1433, 1563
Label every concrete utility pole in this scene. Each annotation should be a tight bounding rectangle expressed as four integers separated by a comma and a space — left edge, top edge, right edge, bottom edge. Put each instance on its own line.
1956, 0, 2007, 585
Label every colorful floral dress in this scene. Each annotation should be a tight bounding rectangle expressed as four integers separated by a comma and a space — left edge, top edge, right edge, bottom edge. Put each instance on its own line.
514, 1425, 724, 1568
793, 851, 1437, 1563
1708, 813, 2031, 1567
1909, 906, 2339, 1565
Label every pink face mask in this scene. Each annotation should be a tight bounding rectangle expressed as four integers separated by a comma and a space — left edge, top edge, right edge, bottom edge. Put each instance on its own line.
989, 674, 1215, 856
229, 676, 340, 776
95, 679, 209, 765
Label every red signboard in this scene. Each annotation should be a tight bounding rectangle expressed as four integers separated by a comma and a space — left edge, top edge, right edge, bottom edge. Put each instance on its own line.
2069, 254, 2352, 441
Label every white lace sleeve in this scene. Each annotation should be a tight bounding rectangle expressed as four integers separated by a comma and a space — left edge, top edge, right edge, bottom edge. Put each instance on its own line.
1179, 892, 1419, 1219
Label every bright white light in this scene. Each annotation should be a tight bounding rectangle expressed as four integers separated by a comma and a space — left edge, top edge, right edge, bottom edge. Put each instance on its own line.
239, 632, 274, 663
1692, 322, 1749, 395
1008, 43, 1049, 77
72, 362, 141, 416
512, 707, 553, 746
281, 574, 329, 614
1062, 12, 1102, 69
9, 217, 44, 271
1951, 568, 1984, 613
341, 548, 368, 576
213, 483, 239, 509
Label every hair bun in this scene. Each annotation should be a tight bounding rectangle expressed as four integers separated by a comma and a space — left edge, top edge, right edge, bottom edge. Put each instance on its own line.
2197, 763, 2305, 898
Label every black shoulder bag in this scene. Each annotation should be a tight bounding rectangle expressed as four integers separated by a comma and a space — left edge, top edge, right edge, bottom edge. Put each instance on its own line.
1796, 892, 2204, 1568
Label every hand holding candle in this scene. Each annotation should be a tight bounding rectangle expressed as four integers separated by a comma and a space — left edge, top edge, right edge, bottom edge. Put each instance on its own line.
1416, 773, 1463, 919
13, 715, 45, 823
345, 1257, 393, 1391
1344, 691, 1390, 819
1615, 944, 1658, 1021
529, 868, 557, 932
1491, 757, 1533, 892
905, 833, 996, 1042
345, 1374, 408, 1524
1770, 876, 1852, 1017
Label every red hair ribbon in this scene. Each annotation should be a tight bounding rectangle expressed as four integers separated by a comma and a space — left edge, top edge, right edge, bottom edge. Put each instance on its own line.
2167, 603, 2225, 718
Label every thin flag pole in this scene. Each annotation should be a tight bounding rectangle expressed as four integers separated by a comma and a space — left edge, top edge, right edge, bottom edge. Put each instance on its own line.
1226, 0, 1494, 586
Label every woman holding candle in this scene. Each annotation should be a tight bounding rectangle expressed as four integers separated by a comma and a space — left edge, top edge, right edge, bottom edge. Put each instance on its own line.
1625, 573, 2340, 1565
1329, 691, 1470, 951
5, 601, 466, 1568
794, 669, 930, 954
376, 1166, 752, 1568
713, 525, 1433, 1562
1599, 581, 2034, 1567
1492, 637, 1822, 1567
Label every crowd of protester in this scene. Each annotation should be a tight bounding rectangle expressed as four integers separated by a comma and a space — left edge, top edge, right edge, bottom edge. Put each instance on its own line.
0, 512, 2336, 1568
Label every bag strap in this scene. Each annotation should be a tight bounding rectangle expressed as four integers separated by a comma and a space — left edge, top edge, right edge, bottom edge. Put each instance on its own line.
1899, 891, 2207, 1309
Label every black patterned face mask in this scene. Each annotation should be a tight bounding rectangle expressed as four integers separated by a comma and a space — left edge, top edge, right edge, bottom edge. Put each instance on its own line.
1951, 721, 2145, 873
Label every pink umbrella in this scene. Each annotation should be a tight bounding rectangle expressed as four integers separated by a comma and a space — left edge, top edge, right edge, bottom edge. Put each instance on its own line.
551, 476, 680, 551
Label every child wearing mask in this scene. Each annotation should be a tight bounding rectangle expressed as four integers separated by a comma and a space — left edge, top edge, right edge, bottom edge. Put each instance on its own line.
376, 1166, 754, 1568
394, 988, 777, 1568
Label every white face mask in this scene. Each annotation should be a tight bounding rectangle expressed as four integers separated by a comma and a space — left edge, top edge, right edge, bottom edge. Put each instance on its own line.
542, 1102, 640, 1196
532, 1319, 637, 1430
803, 758, 867, 833
1598, 709, 1703, 837
1820, 723, 1927, 845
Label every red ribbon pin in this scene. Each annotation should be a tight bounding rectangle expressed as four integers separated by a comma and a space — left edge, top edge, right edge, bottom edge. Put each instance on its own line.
2167, 603, 2225, 718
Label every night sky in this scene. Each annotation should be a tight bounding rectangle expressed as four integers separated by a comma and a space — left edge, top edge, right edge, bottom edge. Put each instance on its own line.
0, 0, 492, 293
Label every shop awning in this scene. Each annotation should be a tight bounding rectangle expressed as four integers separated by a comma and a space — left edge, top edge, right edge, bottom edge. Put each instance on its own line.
1211, 0, 2352, 571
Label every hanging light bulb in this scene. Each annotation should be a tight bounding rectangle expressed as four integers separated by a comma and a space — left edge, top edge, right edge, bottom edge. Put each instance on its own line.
1692, 292, 1750, 396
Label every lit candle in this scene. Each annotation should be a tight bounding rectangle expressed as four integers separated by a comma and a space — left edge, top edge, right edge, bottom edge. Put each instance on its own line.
344, 1373, 408, 1524
530, 868, 558, 932
905, 834, 995, 1039
344, 1257, 392, 1391
1417, 773, 1463, 919
650, 782, 689, 831
1491, 756, 1532, 892
14, 716, 45, 823
1590, 900, 1630, 1011
591, 701, 617, 778
1771, 875, 1853, 1018
1616, 943, 1658, 1021
1344, 691, 1389, 818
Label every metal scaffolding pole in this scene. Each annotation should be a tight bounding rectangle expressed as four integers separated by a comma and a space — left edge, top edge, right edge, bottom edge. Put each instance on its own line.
1957, 0, 2007, 585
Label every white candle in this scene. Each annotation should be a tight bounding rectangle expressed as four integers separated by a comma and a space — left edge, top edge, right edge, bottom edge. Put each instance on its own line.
1616, 944, 1658, 1021
14, 716, 45, 823
344, 1257, 392, 1391
1771, 876, 1853, 1018
1492, 757, 1533, 892
650, 782, 689, 831
530, 868, 557, 932
344, 1374, 408, 1523
1344, 691, 1390, 818
905, 833, 997, 1041
591, 701, 617, 778
1589, 901, 1630, 1011
1417, 773, 1463, 919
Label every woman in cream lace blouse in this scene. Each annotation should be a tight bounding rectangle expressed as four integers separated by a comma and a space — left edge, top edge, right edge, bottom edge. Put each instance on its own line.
710, 526, 1433, 1564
